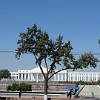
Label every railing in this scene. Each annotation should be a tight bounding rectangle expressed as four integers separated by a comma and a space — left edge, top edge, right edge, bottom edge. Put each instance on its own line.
74, 85, 85, 98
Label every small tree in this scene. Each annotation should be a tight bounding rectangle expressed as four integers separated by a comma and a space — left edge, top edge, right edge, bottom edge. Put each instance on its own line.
7, 83, 32, 91
16, 24, 98, 100
0, 69, 11, 80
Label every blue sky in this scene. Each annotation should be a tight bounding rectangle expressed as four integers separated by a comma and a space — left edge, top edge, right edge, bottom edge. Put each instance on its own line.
0, 0, 100, 71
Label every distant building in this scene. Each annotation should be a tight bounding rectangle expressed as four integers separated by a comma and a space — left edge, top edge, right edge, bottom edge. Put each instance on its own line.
11, 66, 100, 82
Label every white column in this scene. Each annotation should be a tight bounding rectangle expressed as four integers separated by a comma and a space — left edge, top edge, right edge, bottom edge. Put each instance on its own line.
61, 74, 62, 81
78, 74, 80, 81
58, 73, 59, 81
29, 74, 31, 81
96, 74, 98, 81
72, 74, 73, 81
21, 74, 23, 80
67, 74, 69, 82
72, 74, 74, 81
74, 74, 76, 81
65, 73, 66, 81
68, 74, 70, 81
24, 73, 26, 80
73, 74, 75, 81
84, 74, 86, 81
37, 73, 38, 82
92, 74, 93, 81
77, 74, 78, 81
81, 74, 82, 80
69, 74, 71, 81
88, 74, 90, 81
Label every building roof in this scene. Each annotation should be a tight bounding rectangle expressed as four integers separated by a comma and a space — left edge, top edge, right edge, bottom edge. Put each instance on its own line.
30, 66, 47, 73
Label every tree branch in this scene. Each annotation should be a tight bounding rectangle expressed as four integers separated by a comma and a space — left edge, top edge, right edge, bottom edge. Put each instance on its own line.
39, 65, 46, 79
33, 53, 46, 79
48, 65, 74, 80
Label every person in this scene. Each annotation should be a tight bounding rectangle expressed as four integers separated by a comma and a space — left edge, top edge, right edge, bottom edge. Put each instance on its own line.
68, 89, 73, 98
69, 91, 72, 98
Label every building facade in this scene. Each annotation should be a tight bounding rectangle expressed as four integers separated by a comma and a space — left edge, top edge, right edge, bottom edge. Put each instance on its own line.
11, 66, 100, 82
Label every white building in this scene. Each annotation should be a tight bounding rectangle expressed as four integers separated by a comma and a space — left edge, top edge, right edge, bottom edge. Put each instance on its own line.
11, 66, 100, 82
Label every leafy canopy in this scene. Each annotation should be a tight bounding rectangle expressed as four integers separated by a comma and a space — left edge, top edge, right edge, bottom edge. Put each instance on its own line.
7, 83, 32, 91
0, 69, 11, 79
16, 24, 98, 80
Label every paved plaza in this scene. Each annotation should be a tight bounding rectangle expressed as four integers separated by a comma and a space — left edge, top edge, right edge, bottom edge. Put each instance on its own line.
0, 85, 100, 99
79, 85, 100, 98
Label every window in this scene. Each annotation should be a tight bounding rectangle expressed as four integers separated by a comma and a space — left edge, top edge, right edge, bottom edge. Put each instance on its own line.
29, 74, 31, 80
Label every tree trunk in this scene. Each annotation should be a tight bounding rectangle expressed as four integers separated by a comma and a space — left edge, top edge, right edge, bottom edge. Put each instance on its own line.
44, 78, 48, 100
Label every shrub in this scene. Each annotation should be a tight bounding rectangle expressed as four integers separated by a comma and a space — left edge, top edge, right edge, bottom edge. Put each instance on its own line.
7, 83, 32, 91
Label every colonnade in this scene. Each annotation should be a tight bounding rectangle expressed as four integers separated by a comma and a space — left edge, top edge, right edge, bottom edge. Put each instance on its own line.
11, 70, 100, 82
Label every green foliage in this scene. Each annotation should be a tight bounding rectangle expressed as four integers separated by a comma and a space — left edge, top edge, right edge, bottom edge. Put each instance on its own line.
73, 53, 98, 70
7, 85, 12, 91
0, 69, 11, 80
16, 24, 74, 73
73, 80, 97, 85
16, 24, 98, 78
18, 83, 32, 91
15, 24, 98, 95
97, 80, 100, 85
56, 81, 98, 85
7, 83, 32, 91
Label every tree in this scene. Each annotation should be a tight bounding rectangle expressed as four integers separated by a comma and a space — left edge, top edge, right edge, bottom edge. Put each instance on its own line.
97, 80, 100, 86
0, 69, 11, 80
7, 83, 32, 91
16, 24, 98, 100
